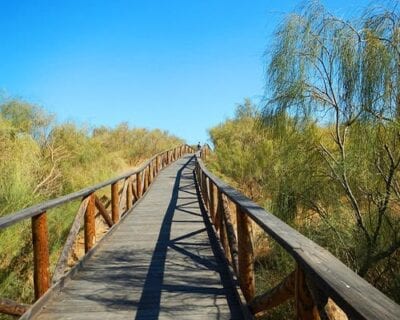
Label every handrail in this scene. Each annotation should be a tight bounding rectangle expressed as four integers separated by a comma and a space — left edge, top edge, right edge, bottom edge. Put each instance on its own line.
195, 154, 400, 320
0, 144, 194, 315
0, 145, 192, 230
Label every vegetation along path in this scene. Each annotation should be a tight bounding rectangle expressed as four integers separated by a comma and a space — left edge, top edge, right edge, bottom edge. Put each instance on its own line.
22, 154, 244, 319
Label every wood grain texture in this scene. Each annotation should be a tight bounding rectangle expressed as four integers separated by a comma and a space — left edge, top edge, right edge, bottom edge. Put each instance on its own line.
111, 182, 119, 223
0, 298, 30, 316
32, 212, 50, 300
52, 197, 90, 284
84, 194, 96, 253
25, 155, 245, 320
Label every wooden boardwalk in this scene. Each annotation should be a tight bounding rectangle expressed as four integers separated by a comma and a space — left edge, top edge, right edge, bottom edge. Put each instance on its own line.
29, 155, 244, 319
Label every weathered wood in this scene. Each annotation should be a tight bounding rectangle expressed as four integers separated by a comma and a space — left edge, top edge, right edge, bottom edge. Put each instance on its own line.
131, 178, 138, 202
236, 204, 255, 302
196, 157, 400, 319
209, 180, 217, 224
249, 271, 295, 315
23, 154, 245, 320
126, 179, 133, 210
118, 178, 129, 214
222, 195, 238, 273
111, 182, 119, 223
295, 265, 319, 320
0, 298, 30, 316
32, 211, 50, 300
148, 162, 153, 185
52, 197, 90, 284
306, 277, 348, 320
137, 171, 143, 198
218, 192, 230, 264
84, 194, 96, 253
95, 195, 113, 227
143, 167, 149, 192
202, 173, 209, 210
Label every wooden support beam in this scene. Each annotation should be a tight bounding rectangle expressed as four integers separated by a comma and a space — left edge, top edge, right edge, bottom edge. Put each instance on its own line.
137, 171, 143, 198
84, 193, 96, 253
218, 192, 230, 263
95, 195, 113, 227
143, 167, 149, 192
31, 211, 50, 300
222, 195, 238, 272
111, 182, 119, 223
156, 156, 160, 174
148, 162, 153, 184
295, 265, 319, 320
249, 271, 295, 315
0, 298, 30, 316
236, 204, 255, 302
209, 181, 217, 224
126, 179, 133, 210
52, 197, 89, 284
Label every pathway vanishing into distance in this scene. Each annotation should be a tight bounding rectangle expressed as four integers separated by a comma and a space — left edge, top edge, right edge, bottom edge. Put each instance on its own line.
27, 154, 245, 320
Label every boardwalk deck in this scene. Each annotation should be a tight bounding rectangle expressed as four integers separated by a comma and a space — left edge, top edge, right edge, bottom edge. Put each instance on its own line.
27, 154, 244, 320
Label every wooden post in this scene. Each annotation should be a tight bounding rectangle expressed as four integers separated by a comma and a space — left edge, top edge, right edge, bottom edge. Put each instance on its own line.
31, 212, 50, 300
137, 172, 143, 198
295, 265, 319, 319
111, 182, 119, 223
202, 173, 209, 209
236, 204, 255, 302
84, 193, 96, 253
148, 163, 153, 184
126, 179, 133, 209
143, 167, 149, 192
218, 192, 230, 260
156, 156, 160, 174
209, 181, 217, 224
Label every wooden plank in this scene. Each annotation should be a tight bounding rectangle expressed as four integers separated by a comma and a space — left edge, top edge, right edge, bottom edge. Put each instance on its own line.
0, 298, 30, 316
22, 155, 245, 320
196, 157, 400, 320
84, 194, 96, 253
32, 212, 50, 300
52, 197, 90, 284
95, 195, 113, 227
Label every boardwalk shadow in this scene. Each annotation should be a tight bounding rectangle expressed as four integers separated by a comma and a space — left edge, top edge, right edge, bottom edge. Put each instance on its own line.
62, 156, 241, 319
135, 156, 241, 319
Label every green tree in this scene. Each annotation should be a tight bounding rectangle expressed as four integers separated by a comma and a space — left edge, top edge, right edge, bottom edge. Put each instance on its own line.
265, 0, 400, 280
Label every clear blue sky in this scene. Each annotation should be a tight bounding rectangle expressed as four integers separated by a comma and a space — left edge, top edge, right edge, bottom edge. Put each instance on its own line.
0, 0, 371, 144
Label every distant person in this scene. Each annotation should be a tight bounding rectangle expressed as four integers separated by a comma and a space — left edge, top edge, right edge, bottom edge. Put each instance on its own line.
197, 142, 201, 151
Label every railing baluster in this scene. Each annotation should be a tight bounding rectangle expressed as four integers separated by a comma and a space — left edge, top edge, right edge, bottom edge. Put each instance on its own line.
295, 265, 319, 319
111, 182, 119, 223
236, 204, 255, 302
209, 180, 217, 224
137, 171, 143, 198
126, 177, 133, 210
84, 193, 96, 253
32, 211, 50, 300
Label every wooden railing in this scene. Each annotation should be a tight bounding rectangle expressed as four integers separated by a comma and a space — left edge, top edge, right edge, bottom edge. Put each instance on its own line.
195, 152, 400, 320
0, 144, 194, 317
